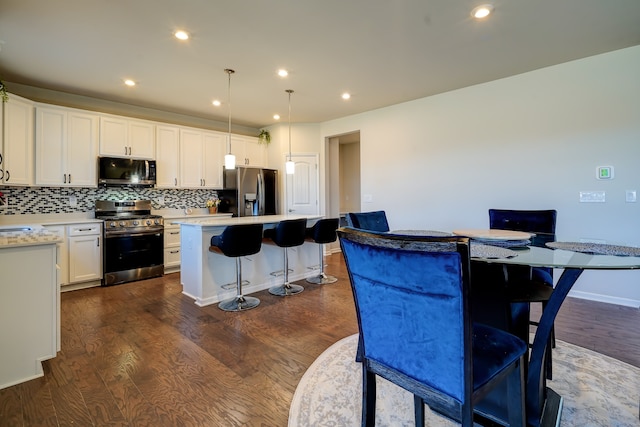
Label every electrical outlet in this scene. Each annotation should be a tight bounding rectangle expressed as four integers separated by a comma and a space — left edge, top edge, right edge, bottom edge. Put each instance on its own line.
626, 190, 637, 203
157, 195, 165, 206
69, 195, 77, 207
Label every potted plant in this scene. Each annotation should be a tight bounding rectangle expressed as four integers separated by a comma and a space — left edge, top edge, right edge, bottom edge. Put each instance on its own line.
0, 79, 8, 103
258, 129, 271, 144
206, 198, 221, 214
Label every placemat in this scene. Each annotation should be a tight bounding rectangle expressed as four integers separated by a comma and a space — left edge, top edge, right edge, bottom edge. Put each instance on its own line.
471, 243, 519, 259
547, 241, 640, 257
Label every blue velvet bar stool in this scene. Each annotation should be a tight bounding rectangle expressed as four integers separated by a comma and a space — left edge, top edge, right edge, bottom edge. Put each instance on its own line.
305, 218, 340, 284
264, 218, 307, 296
209, 223, 264, 312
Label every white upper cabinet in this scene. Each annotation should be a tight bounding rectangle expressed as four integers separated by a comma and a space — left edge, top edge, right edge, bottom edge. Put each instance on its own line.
99, 114, 155, 159
36, 105, 99, 187
230, 135, 266, 167
179, 128, 225, 189
2, 94, 34, 186
155, 125, 180, 188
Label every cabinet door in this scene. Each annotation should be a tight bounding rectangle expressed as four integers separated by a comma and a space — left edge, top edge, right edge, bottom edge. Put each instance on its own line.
68, 234, 102, 283
244, 137, 266, 167
66, 111, 98, 186
179, 129, 205, 188
202, 132, 225, 188
100, 115, 128, 157
35, 106, 66, 186
129, 119, 155, 159
3, 95, 34, 185
156, 125, 180, 188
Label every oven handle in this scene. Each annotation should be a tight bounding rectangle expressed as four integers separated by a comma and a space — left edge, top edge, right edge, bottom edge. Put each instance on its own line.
105, 230, 164, 238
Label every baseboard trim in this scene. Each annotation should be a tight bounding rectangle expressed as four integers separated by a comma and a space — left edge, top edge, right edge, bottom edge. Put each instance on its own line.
568, 290, 640, 308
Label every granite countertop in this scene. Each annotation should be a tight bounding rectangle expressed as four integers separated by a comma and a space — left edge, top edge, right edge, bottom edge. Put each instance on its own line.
0, 226, 63, 249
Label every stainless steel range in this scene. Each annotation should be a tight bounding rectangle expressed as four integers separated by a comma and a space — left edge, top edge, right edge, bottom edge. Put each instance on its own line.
95, 200, 164, 286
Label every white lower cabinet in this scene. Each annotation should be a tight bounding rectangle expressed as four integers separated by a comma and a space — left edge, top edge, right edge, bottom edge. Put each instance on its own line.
164, 221, 181, 272
67, 223, 103, 286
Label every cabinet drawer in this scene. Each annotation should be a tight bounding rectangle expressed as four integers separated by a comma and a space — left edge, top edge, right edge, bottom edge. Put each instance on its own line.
67, 223, 101, 236
164, 247, 181, 267
165, 227, 181, 246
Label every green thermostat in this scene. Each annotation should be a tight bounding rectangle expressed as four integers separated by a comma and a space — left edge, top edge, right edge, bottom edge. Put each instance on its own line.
597, 166, 614, 180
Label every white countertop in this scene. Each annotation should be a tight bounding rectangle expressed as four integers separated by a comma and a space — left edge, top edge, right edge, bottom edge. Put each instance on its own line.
0, 226, 63, 249
175, 214, 322, 227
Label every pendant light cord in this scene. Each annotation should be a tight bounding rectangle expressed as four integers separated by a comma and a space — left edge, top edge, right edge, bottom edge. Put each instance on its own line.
225, 69, 235, 155
287, 89, 293, 161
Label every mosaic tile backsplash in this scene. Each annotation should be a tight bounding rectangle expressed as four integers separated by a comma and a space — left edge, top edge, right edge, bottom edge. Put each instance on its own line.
0, 186, 223, 215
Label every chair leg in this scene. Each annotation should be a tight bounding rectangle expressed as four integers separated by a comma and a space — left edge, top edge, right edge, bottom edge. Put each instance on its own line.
506, 357, 526, 427
218, 257, 260, 311
414, 395, 425, 426
362, 367, 376, 427
306, 243, 338, 284
269, 247, 304, 296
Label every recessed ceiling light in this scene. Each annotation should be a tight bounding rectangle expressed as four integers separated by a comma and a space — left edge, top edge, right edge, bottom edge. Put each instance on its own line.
273, 114, 281, 120
278, 69, 288, 77
174, 30, 189, 40
471, 4, 494, 19
212, 100, 221, 106
341, 92, 351, 100
124, 79, 136, 87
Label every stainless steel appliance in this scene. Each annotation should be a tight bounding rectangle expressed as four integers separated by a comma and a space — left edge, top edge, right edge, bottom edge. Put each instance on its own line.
98, 157, 157, 187
95, 200, 164, 285
223, 167, 278, 217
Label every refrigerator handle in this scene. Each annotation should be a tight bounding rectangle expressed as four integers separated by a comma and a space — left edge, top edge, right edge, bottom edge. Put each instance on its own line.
257, 171, 265, 215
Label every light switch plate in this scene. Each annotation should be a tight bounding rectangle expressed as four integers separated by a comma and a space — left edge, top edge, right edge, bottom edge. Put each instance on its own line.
363, 194, 373, 203
626, 190, 637, 203
579, 191, 606, 203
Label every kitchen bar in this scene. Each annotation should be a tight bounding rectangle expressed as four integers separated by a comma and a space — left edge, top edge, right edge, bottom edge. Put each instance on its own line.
177, 214, 323, 307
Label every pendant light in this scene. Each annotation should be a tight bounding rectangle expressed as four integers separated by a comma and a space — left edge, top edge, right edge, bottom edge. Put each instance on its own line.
224, 68, 236, 170
285, 89, 295, 175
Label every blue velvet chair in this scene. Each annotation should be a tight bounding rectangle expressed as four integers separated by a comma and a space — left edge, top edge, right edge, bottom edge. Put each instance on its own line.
489, 209, 557, 379
345, 211, 390, 232
338, 227, 527, 427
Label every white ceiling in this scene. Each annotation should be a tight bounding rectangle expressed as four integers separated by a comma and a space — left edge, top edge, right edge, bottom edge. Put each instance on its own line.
1, 0, 639, 130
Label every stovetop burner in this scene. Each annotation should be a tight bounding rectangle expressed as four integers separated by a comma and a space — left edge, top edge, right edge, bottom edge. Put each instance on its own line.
95, 200, 164, 230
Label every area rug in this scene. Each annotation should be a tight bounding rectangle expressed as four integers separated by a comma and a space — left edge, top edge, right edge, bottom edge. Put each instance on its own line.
289, 334, 640, 426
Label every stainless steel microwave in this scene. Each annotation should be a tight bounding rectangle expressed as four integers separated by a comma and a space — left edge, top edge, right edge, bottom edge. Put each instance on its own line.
98, 157, 156, 187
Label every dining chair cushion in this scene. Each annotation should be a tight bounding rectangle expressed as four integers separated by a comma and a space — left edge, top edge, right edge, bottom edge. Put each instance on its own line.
345, 210, 390, 232
306, 218, 340, 244
263, 218, 307, 247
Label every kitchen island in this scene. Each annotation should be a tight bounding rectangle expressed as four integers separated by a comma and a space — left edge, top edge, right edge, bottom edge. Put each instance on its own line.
0, 227, 62, 390
177, 215, 322, 307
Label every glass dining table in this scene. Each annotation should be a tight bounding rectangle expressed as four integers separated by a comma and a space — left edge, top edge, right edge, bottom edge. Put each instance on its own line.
474, 243, 640, 427
394, 230, 640, 426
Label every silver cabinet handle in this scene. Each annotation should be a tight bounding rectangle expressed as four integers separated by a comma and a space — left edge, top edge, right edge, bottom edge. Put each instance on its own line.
174, 177, 177, 186
68, 174, 71, 183
97, 237, 100, 247
170, 250, 180, 254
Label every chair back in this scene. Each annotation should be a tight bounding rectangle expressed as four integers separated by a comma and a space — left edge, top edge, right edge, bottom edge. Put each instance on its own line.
269, 218, 307, 247
489, 208, 556, 283
210, 224, 263, 258
345, 210, 390, 232
308, 218, 340, 244
338, 227, 472, 401
489, 209, 556, 246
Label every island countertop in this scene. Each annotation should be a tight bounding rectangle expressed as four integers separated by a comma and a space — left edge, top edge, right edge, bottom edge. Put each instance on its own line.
174, 214, 323, 228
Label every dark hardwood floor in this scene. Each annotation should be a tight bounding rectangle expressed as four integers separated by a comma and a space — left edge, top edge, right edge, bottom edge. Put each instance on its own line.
1, 253, 638, 426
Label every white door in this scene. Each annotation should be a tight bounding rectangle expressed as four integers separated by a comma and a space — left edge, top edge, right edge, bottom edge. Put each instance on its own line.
285, 154, 319, 215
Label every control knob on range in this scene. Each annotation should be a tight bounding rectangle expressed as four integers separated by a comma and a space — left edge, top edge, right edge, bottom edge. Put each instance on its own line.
133, 220, 140, 226
119, 221, 126, 227
146, 219, 152, 226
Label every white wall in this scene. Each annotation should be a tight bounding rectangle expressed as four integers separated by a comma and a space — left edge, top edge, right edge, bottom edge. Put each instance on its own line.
320, 46, 640, 306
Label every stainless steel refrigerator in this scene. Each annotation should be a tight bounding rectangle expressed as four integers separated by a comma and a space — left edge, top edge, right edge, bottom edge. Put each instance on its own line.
223, 167, 278, 217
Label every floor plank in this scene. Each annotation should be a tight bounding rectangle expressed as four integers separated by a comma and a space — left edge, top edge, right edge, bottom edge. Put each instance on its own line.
0, 252, 637, 426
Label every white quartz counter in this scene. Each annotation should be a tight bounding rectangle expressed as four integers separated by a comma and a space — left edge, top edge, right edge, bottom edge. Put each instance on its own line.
175, 214, 321, 228
0, 227, 63, 249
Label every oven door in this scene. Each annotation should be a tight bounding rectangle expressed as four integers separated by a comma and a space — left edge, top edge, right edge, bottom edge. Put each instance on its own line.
103, 229, 164, 285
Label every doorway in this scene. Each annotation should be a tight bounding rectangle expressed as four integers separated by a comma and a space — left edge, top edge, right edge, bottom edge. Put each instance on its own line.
326, 131, 361, 251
